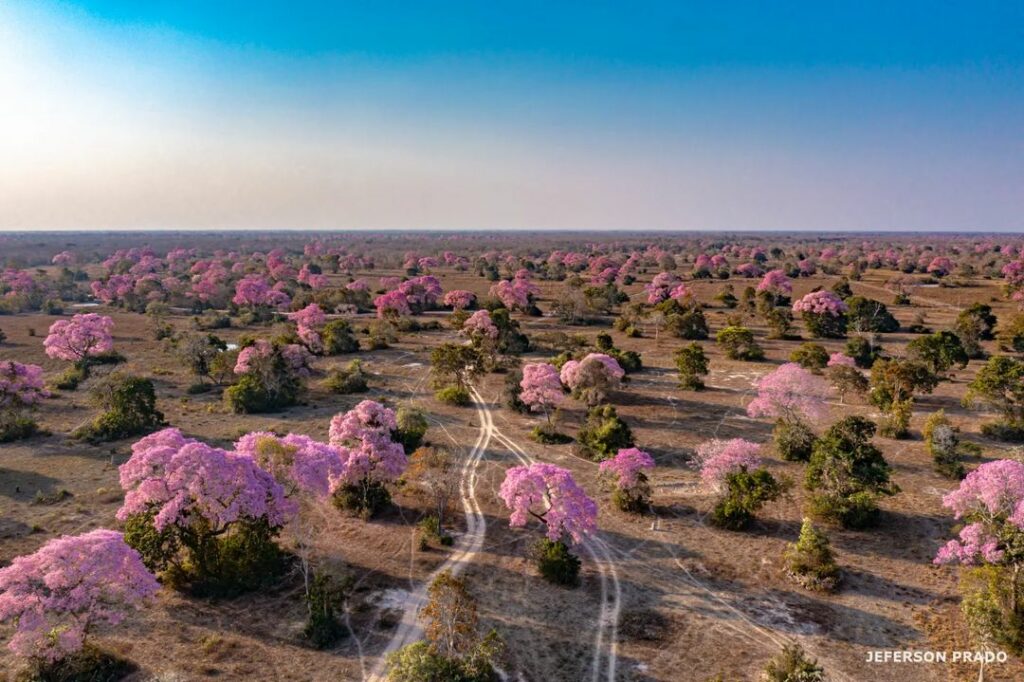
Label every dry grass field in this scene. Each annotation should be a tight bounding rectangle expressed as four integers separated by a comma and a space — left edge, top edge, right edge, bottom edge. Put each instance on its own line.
1, 253, 1023, 682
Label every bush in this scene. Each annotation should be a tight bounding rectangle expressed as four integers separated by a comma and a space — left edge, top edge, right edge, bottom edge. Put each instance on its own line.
124, 513, 284, 597
435, 385, 471, 406
783, 518, 840, 592
844, 336, 882, 368
716, 326, 764, 361
665, 309, 709, 340
845, 296, 899, 333
73, 375, 165, 443
332, 480, 391, 519
323, 360, 369, 394
529, 423, 572, 444
395, 406, 429, 453
575, 405, 634, 461
959, 565, 1024, 656
322, 319, 360, 354
611, 474, 651, 514
878, 399, 912, 439
710, 468, 786, 531
762, 644, 825, 682
52, 364, 88, 391
503, 369, 529, 414
194, 312, 232, 330
304, 572, 348, 649
225, 372, 298, 414
922, 410, 974, 478
22, 643, 135, 682
533, 538, 581, 587
0, 415, 39, 443
789, 343, 829, 373
674, 343, 708, 390
773, 419, 815, 462
805, 416, 897, 529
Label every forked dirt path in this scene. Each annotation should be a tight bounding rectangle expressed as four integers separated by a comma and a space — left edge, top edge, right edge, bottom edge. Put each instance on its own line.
473, 387, 622, 682
366, 390, 493, 681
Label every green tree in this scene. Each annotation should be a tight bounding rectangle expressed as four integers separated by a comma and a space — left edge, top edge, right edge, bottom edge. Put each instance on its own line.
674, 343, 709, 390
805, 416, 898, 528
906, 331, 969, 375
716, 326, 764, 361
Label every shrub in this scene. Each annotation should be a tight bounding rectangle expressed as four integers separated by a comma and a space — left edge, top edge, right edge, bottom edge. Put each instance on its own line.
710, 468, 787, 530
322, 319, 360, 354
878, 399, 912, 439
503, 368, 530, 414
435, 385, 471, 406
674, 342, 709, 390
533, 538, 581, 587
783, 518, 840, 592
0, 415, 39, 443
575, 405, 634, 461
805, 416, 897, 529
789, 343, 829, 373
845, 296, 899, 333
394, 406, 429, 453
304, 572, 348, 649
716, 326, 764, 361
52, 364, 89, 391
997, 313, 1024, 353
773, 418, 816, 462
529, 423, 572, 444
762, 644, 825, 682
844, 336, 882, 368
959, 565, 1024, 655
224, 341, 308, 413
73, 374, 165, 443
323, 359, 369, 394
665, 308, 708, 340
332, 480, 392, 519
922, 410, 975, 478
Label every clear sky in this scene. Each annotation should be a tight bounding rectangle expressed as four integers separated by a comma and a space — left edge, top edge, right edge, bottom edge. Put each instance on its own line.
1, 1, 1022, 232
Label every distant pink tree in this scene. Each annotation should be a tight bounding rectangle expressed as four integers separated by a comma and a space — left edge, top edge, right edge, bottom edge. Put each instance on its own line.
0, 529, 159, 662
443, 289, 476, 310
644, 272, 681, 304
599, 447, 655, 490
288, 303, 327, 353
756, 269, 793, 301
0, 361, 47, 411
461, 309, 499, 344
490, 279, 535, 310
695, 438, 761, 491
827, 352, 856, 368
519, 363, 565, 422
232, 274, 291, 310
51, 250, 76, 266
499, 463, 597, 544
373, 289, 412, 319
560, 353, 624, 406
792, 290, 848, 337
746, 362, 829, 423
927, 257, 954, 277
43, 313, 114, 363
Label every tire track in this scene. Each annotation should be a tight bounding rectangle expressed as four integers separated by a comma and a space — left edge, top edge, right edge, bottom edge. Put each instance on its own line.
471, 387, 621, 682
367, 390, 492, 681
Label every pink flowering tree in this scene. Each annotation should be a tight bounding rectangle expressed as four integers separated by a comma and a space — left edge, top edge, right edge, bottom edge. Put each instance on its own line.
44, 313, 114, 365
0, 529, 159, 665
747, 362, 829, 461
489, 279, 536, 311
443, 289, 476, 311
519, 363, 565, 425
644, 272, 681, 305
599, 447, 655, 512
234, 431, 347, 621
226, 339, 312, 413
0, 361, 48, 441
756, 270, 793, 306
560, 353, 624, 406
695, 438, 785, 529
461, 309, 499, 350
499, 463, 597, 584
288, 303, 327, 354
792, 290, 848, 338
373, 289, 412, 320
117, 428, 294, 592
934, 459, 1024, 649
328, 400, 408, 516
232, 274, 291, 315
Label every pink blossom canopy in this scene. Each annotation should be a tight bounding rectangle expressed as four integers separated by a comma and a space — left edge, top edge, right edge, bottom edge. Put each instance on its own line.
499, 463, 597, 544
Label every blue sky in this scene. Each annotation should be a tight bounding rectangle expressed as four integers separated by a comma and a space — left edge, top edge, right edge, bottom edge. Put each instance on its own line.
1, 1, 1022, 231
